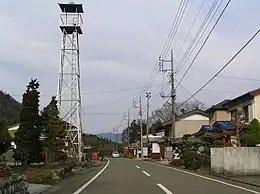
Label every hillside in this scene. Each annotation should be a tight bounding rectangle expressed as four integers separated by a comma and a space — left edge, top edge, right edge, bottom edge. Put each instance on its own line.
0, 90, 21, 125
96, 132, 122, 143
82, 133, 117, 153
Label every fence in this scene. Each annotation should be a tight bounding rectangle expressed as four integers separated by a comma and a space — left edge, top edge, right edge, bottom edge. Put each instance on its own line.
211, 147, 260, 176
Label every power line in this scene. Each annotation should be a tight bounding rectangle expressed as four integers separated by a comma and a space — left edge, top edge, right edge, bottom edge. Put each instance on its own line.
82, 112, 125, 115
176, 28, 260, 109
163, 0, 190, 58
133, 0, 190, 102
176, 0, 231, 90
175, 0, 206, 62
217, 75, 260, 82
175, 0, 221, 73
116, 0, 191, 128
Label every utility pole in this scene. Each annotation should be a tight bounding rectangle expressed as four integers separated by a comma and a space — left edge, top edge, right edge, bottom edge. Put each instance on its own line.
146, 92, 151, 137
127, 109, 130, 145
116, 126, 119, 152
133, 96, 143, 160
159, 49, 175, 138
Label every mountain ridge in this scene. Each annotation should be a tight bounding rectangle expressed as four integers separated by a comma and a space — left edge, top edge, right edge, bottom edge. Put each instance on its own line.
96, 132, 122, 143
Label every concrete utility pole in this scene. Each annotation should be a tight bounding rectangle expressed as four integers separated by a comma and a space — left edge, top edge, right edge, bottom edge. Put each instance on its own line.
146, 92, 151, 137
127, 109, 130, 145
139, 96, 143, 160
159, 49, 176, 138
116, 126, 119, 152
133, 97, 143, 160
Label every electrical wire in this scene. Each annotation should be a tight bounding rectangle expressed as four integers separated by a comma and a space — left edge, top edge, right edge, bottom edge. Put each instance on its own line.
175, 0, 231, 90
217, 75, 260, 82
175, 0, 206, 62
175, 0, 220, 73
176, 28, 260, 109
163, 0, 190, 58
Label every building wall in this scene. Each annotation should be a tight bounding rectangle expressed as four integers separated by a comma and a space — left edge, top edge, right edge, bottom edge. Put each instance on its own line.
210, 110, 228, 124
211, 147, 260, 175
182, 114, 208, 121
253, 94, 260, 120
175, 120, 209, 138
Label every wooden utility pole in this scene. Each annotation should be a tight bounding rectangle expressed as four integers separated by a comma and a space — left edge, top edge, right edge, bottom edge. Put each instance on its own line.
159, 49, 175, 138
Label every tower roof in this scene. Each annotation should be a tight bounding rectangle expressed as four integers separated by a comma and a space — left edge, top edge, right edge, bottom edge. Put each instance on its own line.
58, 3, 84, 13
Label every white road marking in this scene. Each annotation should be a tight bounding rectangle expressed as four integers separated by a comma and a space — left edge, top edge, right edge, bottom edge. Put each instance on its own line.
135, 165, 140, 169
157, 184, 174, 194
149, 162, 260, 194
73, 159, 110, 194
142, 170, 151, 177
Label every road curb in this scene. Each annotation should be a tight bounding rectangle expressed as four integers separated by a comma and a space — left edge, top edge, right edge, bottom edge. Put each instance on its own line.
213, 174, 260, 188
146, 160, 260, 188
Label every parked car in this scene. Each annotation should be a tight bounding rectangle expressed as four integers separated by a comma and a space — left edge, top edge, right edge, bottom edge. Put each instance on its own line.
112, 151, 120, 158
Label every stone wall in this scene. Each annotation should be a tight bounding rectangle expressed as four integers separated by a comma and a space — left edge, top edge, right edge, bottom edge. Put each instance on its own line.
0, 174, 30, 194
211, 147, 260, 176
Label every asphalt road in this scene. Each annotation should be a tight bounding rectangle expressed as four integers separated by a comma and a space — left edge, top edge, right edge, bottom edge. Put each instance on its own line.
78, 158, 260, 194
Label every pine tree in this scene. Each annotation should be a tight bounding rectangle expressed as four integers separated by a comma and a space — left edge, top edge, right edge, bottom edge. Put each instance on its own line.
40, 96, 66, 165
14, 79, 42, 165
0, 121, 11, 156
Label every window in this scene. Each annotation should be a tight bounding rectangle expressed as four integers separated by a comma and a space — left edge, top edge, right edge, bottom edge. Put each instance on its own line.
243, 105, 249, 122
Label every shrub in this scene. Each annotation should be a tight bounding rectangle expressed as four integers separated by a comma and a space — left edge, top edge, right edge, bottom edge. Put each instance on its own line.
30, 170, 60, 184
183, 159, 192, 169
171, 159, 182, 167
183, 151, 196, 160
191, 159, 201, 170
121, 152, 129, 158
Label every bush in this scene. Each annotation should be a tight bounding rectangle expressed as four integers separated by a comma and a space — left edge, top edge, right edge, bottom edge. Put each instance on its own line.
183, 159, 192, 169
183, 151, 196, 160
30, 170, 60, 184
171, 159, 182, 167
121, 152, 129, 158
191, 159, 201, 170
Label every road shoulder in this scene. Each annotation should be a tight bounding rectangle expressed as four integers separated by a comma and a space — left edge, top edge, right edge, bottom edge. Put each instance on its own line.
42, 161, 107, 194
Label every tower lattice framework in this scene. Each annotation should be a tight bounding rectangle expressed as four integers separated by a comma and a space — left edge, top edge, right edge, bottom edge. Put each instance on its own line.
57, 2, 84, 161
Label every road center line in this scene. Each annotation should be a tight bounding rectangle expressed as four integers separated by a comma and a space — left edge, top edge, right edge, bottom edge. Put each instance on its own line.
157, 184, 174, 194
73, 159, 110, 194
149, 162, 260, 194
135, 165, 140, 169
142, 170, 151, 177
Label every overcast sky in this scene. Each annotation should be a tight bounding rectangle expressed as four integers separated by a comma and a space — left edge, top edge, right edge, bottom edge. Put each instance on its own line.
0, 0, 259, 134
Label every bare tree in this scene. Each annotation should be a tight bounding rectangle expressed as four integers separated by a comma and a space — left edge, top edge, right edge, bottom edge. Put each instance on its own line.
150, 100, 208, 123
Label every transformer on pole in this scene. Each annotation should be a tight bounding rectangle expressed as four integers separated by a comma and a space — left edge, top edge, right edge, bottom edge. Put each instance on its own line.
57, 2, 84, 161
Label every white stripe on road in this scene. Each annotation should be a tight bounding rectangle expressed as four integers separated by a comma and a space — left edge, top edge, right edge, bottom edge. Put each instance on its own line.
157, 184, 174, 194
135, 165, 140, 169
73, 159, 110, 194
149, 162, 260, 194
142, 170, 151, 177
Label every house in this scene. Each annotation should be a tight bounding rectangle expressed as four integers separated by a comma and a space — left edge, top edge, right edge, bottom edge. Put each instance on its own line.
223, 88, 260, 122
190, 120, 248, 147
162, 109, 209, 139
206, 100, 230, 124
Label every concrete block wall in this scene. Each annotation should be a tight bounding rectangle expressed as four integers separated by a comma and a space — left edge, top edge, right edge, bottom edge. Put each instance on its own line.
211, 147, 260, 176
210, 148, 224, 174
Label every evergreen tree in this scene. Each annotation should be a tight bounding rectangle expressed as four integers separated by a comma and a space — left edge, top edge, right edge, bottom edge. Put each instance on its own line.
0, 121, 11, 156
40, 96, 66, 165
14, 79, 42, 165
